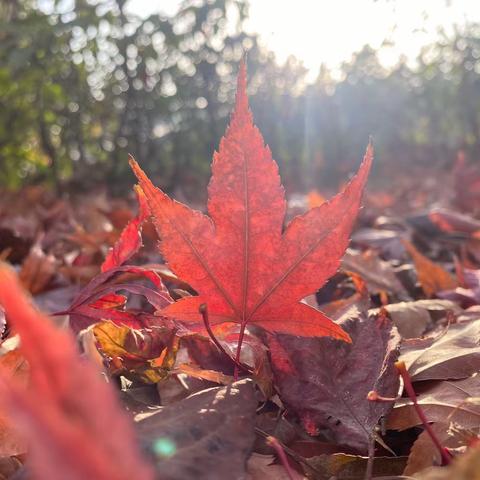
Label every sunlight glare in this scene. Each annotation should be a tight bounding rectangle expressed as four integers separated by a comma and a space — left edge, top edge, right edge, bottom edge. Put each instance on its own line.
127, 0, 478, 78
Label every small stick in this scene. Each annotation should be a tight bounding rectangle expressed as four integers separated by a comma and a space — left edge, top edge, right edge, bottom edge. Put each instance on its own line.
266, 435, 297, 480
395, 361, 452, 465
199, 304, 252, 375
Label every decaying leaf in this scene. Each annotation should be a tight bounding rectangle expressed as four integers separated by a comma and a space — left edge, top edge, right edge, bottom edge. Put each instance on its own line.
388, 375, 480, 431
136, 378, 256, 480
400, 319, 480, 381
302, 453, 407, 480
130, 61, 372, 358
403, 423, 464, 475
412, 441, 480, 479
453, 151, 480, 215
429, 207, 480, 236
0, 263, 155, 480
371, 299, 460, 339
174, 363, 233, 385
247, 453, 303, 480
93, 321, 179, 383
438, 267, 480, 307
267, 310, 400, 452
343, 248, 409, 298
19, 240, 57, 295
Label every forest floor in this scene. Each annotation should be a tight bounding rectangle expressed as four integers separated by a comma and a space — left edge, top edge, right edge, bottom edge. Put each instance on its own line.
0, 153, 479, 480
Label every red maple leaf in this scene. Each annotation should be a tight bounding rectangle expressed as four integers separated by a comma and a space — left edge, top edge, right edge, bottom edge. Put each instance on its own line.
101, 185, 149, 273
130, 61, 372, 365
0, 264, 154, 480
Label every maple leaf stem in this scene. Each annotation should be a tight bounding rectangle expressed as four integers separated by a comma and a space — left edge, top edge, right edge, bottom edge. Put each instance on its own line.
395, 361, 452, 466
364, 435, 375, 480
198, 304, 251, 375
255, 427, 323, 476
367, 390, 400, 403
233, 324, 247, 381
266, 435, 297, 480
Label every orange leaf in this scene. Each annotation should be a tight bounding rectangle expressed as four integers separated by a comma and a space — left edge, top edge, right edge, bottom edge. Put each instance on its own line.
0, 264, 154, 480
403, 240, 457, 297
307, 189, 326, 209
130, 61, 372, 345
0, 350, 29, 457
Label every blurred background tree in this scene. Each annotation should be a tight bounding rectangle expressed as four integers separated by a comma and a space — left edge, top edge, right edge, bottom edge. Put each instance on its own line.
0, 0, 479, 197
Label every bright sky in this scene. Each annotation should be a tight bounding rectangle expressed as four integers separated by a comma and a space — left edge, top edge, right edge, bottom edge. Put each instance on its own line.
127, 0, 478, 77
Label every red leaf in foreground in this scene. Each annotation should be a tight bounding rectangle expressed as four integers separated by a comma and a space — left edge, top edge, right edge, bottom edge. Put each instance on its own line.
0, 264, 154, 480
130, 61, 372, 353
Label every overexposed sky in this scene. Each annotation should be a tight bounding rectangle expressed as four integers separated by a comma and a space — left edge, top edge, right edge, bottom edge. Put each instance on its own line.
127, 0, 479, 76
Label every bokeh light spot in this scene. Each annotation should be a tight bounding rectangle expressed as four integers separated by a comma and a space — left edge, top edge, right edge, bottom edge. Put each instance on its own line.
152, 438, 176, 458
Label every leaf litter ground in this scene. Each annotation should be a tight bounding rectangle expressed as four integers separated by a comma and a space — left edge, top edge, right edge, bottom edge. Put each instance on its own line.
0, 62, 480, 479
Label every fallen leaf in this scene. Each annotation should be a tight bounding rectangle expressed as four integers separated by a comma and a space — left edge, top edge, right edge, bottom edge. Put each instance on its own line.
307, 190, 326, 209
267, 310, 400, 452
0, 350, 29, 457
136, 378, 256, 480
318, 272, 370, 320
412, 441, 480, 479
453, 151, 480, 215
403, 240, 457, 297
67, 264, 173, 333
302, 453, 407, 480
174, 363, 233, 385
429, 208, 480, 236
403, 423, 464, 475
400, 320, 480, 381
0, 263, 155, 480
351, 228, 408, 260
93, 321, 179, 383
19, 240, 57, 295
0, 457, 23, 479
130, 61, 372, 354
371, 299, 460, 339
438, 267, 480, 308
0, 307, 5, 338
388, 375, 480, 431
343, 249, 409, 299
247, 453, 303, 480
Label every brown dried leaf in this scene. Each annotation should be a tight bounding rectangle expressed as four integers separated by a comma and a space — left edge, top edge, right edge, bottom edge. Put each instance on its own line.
174, 363, 233, 385
388, 375, 480, 431
303, 453, 407, 480
19, 242, 57, 295
400, 320, 480, 381
247, 453, 305, 480
403, 423, 464, 475
136, 379, 256, 480
412, 442, 480, 479
343, 249, 409, 298
372, 299, 460, 339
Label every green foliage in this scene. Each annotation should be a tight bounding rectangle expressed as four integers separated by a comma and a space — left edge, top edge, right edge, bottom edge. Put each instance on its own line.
1, 1, 480, 193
